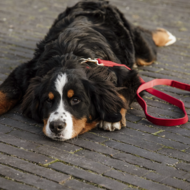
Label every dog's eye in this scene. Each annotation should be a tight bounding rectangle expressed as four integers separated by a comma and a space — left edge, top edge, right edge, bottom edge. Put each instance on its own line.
46, 98, 52, 104
70, 97, 81, 106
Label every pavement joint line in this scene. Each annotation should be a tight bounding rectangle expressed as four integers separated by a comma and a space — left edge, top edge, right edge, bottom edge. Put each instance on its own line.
95, 131, 169, 152
102, 171, 181, 190
69, 148, 83, 154
77, 148, 159, 173
126, 122, 190, 144
139, 68, 190, 79
43, 159, 60, 167
0, 148, 56, 166
1, 132, 128, 166
0, 163, 45, 189
0, 174, 40, 190
70, 176, 109, 190
102, 172, 149, 190
0, 151, 48, 166
0, 160, 72, 185
49, 163, 114, 190
174, 177, 190, 184
52, 160, 106, 175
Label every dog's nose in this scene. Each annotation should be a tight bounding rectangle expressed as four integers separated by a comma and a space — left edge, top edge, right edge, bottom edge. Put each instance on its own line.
50, 120, 66, 134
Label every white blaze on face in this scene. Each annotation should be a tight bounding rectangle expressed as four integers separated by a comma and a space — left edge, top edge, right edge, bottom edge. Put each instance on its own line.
44, 73, 73, 141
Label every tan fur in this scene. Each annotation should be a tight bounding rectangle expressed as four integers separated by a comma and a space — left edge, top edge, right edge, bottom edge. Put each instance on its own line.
120, 108, 127, 126
118, 94, 127, 127
71, 117, 98, 138
152, 28, 171, 47
67, 89, 74, 98
43, 119, 48, 135
136, 58, 154, 66
48, 92, 54, 100
71, 117, 87, 138
0, 92, 18, 115
80, 121, 98, 134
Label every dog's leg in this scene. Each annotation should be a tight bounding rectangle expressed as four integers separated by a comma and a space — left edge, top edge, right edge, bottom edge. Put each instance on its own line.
99, 94, 127, 131
152, 28, 176, 47
0, 70, 22, 115
133, 26, 157, 67
133, 26, 176, 67
0, 91, 19, 115
99, 108, 127, 131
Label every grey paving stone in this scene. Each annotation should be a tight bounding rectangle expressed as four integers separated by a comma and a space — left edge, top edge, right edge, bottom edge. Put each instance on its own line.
1, 132, 111, 174
4, 112, 41, 126
125, 120, 158, 133
75, 149, 152, 177
67, 138, 119, 155
0, 153, 71, 183
79, 132, 107, 143
125, 113, 142, 122
144, 172, 190, 190
50, 162, 127, 190
0, 142, 54, 164
0, 117, 41, 134
0, 176, 37, 190
64, 179, 103, 190
0, 133, 42, 151
8, 129, 81, 153
0, 124, 13, 134
35, 144, 111, 174
112, 152, 187, 179
140, 119, 190, 138
140, 70, 188, 84
176, 162, 190, 172
128, 128, 189, 151
104, 170, 176, 190
159, 131, 190, 145
95, 129, 162, 151
158, 148, 190, 162
0, 164, 71, 190
104, 140, 178, 165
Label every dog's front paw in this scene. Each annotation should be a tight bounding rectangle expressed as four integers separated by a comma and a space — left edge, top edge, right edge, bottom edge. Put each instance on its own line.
99, 118, 126, 132
99, 108, 127, 131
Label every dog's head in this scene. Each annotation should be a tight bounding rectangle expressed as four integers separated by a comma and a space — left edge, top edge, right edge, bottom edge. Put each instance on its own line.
21, 54, 125, 141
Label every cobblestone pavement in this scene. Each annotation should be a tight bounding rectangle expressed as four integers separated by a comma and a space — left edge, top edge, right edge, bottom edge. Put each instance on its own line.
0, 0, 190, 189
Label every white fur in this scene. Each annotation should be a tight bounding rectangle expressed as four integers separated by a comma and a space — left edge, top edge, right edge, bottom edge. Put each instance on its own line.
99, 121, 121, 131
165, 30, 176, 46
44, 73, 73, 141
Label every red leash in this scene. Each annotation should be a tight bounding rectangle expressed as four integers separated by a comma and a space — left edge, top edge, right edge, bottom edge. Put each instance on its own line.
97, 58, 189, 126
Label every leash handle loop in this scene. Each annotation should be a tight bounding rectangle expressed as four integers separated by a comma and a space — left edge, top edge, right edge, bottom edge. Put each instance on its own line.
137, 79, 189, 126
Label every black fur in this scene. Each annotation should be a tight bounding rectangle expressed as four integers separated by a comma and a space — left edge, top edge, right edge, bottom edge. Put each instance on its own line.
0, 0, 157, 125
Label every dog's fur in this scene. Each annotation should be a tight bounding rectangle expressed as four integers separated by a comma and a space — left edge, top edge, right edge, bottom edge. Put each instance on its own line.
0, 0, 176, 141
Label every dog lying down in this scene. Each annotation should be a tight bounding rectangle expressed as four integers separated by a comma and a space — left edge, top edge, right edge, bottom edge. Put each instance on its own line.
0, 0, 176, 141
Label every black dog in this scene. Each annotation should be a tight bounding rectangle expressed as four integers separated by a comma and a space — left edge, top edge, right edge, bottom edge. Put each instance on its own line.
0, 0, 176, 141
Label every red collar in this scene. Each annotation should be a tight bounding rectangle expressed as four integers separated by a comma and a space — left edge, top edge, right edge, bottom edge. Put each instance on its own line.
97, 58, 189, 127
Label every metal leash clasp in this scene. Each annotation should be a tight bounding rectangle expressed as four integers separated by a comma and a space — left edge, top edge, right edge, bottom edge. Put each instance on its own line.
80, 58, 104, 66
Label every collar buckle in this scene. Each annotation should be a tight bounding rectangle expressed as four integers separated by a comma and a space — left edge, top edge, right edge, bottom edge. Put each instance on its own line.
80, 58, 103, 66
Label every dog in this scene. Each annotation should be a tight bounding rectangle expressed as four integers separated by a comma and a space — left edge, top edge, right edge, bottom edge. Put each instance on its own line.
0, 0, 176, 141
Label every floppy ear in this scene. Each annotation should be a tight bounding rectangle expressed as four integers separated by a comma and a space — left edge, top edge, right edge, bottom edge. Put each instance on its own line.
21, 76, 42, 122
111, 66, 141, 104
83, 67, 125, 122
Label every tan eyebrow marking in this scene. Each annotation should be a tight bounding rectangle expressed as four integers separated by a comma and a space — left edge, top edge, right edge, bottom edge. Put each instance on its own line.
48, 92, 54, 100
67, 89, 74, 98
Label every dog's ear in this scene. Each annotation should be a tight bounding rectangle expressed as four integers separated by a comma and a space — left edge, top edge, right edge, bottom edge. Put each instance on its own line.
110, 66, 142, 104
83, 67, 125, 122
21, 76, 42, 122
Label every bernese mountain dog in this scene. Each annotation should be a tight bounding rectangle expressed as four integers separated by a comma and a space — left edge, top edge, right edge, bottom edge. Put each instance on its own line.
0, 0, 176, 141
